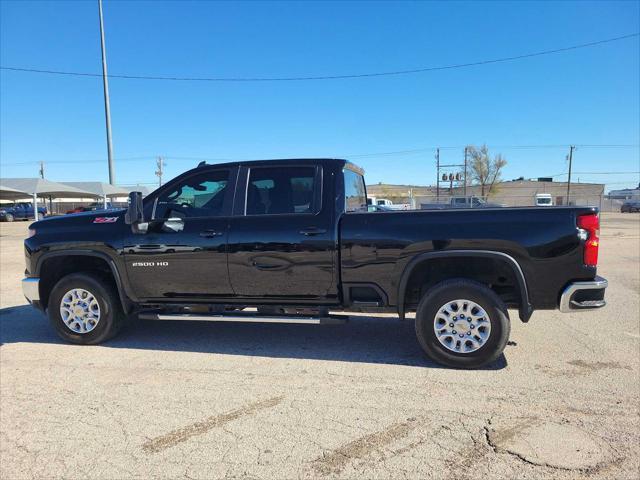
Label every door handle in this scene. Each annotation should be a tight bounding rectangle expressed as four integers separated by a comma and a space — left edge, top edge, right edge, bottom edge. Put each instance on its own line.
299, 227, 327, 236
252, 261, 284, 270
199, 230, 223, 238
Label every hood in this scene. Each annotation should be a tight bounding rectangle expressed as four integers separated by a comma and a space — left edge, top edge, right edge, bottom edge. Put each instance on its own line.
30, 209, 126, 230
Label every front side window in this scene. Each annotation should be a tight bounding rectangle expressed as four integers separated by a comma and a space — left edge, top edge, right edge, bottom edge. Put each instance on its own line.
246, 166, 317, 215
344, 169, 366, 213
154, 169, 229, 219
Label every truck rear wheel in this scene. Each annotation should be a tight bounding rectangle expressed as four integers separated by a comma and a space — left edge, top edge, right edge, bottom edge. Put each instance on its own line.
415, 279, 510, 369
5, 213, 14, 222
47, 272, 125, 345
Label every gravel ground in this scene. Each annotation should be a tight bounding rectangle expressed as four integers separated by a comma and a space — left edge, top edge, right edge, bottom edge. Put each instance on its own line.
1, 213, 638, 479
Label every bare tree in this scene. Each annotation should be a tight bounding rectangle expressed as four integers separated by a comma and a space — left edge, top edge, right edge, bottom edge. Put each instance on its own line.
466, 144, 507, 198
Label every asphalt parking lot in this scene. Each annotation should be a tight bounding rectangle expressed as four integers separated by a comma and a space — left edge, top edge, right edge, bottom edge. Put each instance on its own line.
1, 213, 638, 479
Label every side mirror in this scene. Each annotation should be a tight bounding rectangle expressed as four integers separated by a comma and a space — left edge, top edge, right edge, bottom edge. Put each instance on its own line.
125, 192, 144, 225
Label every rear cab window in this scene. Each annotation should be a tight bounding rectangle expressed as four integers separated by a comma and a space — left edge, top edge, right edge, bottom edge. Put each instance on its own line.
344, 168, 367, 213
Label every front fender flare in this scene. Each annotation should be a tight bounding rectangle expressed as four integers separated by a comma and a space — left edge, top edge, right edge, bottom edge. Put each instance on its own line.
35, 249, 135, 313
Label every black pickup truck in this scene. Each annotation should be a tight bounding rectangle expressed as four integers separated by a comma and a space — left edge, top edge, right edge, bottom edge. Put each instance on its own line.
22, 159, 607, 368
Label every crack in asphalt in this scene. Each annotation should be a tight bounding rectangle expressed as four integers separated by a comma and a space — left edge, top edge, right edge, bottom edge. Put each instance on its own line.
481, 419, 611, 474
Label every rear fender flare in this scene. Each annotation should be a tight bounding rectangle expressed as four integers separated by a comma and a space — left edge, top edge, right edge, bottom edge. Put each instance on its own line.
397, 250, 532, 322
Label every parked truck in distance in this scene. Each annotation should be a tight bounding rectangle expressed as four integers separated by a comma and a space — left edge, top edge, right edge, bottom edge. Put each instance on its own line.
367, 196, 412, 210
0, 202, 47, 222
535, 193, 554, 206
22, 158, 607, 368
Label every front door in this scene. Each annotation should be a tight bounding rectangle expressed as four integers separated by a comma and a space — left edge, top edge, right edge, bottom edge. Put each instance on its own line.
123, 167, 236, 299
227, 164, 336, 299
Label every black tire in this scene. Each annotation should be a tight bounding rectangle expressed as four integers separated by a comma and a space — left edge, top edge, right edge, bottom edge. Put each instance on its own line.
47, 272, 125, 344
5, 213, 14, 222
415, 279, 510, 369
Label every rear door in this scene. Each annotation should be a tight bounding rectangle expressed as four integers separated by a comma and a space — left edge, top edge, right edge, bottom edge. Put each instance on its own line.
123, 166, 236, 299
227, 164, 336, 299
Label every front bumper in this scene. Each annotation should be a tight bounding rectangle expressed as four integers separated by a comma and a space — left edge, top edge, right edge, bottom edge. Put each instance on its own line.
559, 276, 607, 313
22, 277, 40, 304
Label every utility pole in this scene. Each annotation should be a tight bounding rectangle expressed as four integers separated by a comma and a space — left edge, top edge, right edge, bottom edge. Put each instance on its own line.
98, 0, 115, 185
566, 145, 575, 205
463, 147, 468, 199
435, 148, 440, 201
39, 161, 45, 179
155, 157, 165, 187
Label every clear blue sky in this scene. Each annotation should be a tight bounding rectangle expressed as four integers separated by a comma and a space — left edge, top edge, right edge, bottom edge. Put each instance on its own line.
1, 1, 639, 191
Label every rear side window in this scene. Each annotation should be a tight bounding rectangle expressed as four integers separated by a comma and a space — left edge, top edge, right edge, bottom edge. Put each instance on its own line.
344, 169, 367, 213
246, 166, 317, 215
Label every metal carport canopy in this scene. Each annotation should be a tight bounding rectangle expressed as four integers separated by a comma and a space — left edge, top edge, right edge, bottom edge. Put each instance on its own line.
0, 184, 30, 201
0, 178, 99, 220
62, 181, 130, 198
0, 178, 99, 198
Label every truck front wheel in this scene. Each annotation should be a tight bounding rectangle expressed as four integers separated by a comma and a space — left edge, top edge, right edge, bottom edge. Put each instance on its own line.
47, 272, 125, 344
415, 279, 510, 369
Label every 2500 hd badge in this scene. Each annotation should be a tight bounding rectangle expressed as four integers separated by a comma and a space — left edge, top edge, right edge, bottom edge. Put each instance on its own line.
131, 262, 169, 267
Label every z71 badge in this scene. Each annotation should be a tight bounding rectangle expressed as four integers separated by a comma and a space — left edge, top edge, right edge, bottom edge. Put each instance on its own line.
93, 217, 119, 224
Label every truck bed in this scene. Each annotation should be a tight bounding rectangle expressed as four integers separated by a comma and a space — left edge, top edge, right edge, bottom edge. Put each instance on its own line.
339, 206, 598, 311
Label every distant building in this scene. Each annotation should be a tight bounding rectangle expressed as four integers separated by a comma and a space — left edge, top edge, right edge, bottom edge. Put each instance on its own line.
370, 179, 605, 208
450, 179, 604, 207
608, 186, 640, 200
366, 183, 436, 205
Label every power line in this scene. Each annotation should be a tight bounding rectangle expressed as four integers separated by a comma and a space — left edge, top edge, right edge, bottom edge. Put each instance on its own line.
1, 144, 637, 168
1, 32, 637, 82
0, 156, 155, 166
551, 171, 640, 176
344, 144, 639, 158
161, 144, 639, 163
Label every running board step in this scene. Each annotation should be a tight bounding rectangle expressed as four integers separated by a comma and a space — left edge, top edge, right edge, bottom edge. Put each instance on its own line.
138, 313, 348, 325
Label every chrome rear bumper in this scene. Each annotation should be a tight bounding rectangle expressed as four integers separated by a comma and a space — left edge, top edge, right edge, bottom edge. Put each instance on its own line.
559, 276, 607, 313
22, 277, 40, 303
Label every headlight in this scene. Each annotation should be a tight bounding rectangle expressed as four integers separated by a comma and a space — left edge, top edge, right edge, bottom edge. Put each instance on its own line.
0, 210, 6, 214
28, 228, 36, 238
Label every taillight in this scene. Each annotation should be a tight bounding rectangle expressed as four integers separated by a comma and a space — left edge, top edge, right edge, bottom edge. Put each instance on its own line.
577, 213, 599, 266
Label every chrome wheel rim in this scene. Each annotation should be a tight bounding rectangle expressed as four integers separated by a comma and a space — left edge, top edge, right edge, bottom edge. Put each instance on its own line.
433, 299, 491, 353
59, 288, 101, 333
